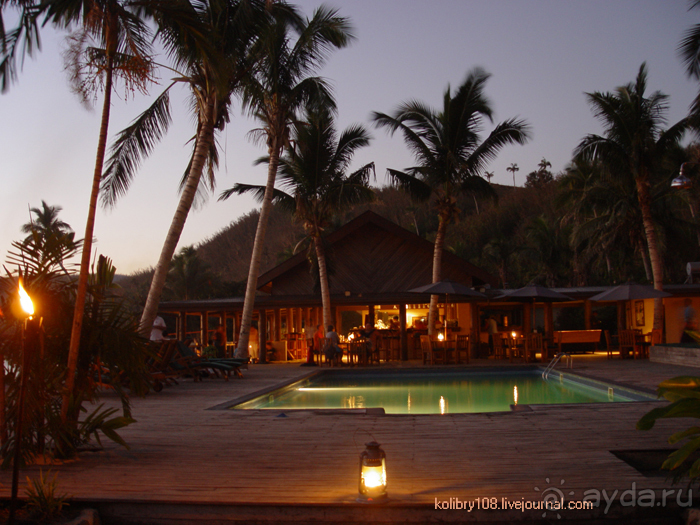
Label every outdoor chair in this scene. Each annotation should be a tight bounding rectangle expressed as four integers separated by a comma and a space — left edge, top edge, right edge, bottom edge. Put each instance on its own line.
322, 337, 344, 366
174, 341, 246, 379
493, 335, 507, 360
420, 335, 446, 365
618, 330, 636, 359
455, 335, 469, 364
525, 333, 543, 363
604, 330, 618, 359
148, 340, 183, 391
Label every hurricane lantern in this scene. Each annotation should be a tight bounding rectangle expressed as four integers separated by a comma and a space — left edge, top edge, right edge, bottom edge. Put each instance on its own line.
358, 441, 387, 502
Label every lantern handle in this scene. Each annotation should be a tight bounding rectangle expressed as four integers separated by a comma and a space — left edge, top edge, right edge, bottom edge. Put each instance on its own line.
352, 428, 380, 453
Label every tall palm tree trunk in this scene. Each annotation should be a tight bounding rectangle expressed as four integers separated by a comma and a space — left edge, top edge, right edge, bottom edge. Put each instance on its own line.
236, 137, 281, 358
635, 171, 665, 330
139, 102, 216, 338
314, 233, 332, 330
62, 57, 114, 423
637, 238, 652, 282
428, 216, 448, 336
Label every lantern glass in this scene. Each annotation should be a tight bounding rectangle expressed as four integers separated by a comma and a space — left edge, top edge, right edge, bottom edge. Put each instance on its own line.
358, 441, 387, 501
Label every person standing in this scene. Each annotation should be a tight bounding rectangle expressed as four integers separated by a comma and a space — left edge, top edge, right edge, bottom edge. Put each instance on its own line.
485, 316, 498, 355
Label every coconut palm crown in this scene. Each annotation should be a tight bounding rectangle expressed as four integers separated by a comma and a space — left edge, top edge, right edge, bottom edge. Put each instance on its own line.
221, 104, 374, 337
100, 0, 301, 339
230, 5, 354, 358
574, 62, 690, 330
372, 68, 530, 334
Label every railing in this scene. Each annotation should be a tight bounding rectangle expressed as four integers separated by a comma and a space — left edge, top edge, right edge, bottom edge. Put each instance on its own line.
542, 352, 572, 380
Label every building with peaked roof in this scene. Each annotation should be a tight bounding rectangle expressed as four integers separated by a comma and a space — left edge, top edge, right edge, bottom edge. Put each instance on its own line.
159, 211, 497, 359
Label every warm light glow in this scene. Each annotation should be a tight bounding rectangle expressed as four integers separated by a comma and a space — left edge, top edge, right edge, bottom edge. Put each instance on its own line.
18, 281, 34, 317
511, 331, 517, 339
439, 395, 447, 414
361, 465, 386, 489
349, 333, 355, 341
513, 385, 519, 405
438, 332, 444, 341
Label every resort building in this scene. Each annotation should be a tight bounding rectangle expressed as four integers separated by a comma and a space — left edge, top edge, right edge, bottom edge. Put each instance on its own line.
158, 211, 700, 361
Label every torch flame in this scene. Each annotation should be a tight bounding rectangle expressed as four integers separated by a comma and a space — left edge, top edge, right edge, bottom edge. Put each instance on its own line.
18, 281, 34, 317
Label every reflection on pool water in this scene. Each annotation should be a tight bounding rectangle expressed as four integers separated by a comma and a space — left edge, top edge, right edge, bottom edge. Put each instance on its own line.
232, 369, 656, 415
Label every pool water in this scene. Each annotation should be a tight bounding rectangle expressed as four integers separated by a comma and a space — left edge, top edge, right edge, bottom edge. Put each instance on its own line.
232, 369, 656, 414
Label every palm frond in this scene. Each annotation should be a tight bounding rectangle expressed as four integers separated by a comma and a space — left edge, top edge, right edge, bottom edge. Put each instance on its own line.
101, 84, 174, 207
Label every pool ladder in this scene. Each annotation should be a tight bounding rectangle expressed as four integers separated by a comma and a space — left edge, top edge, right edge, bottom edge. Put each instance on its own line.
542, 352, 572, 380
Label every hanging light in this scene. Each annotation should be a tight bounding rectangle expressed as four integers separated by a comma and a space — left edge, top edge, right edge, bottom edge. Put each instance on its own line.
672, 163, 693, 190
358, 441, 387, 502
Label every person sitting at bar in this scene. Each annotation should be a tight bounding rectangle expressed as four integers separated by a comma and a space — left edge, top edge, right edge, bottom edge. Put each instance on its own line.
388, 316, 400, 330
325, 325, 342, 366
360, 323, 378, 362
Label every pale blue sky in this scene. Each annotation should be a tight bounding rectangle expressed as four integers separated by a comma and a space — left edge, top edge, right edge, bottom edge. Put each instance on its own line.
1, 0, 697, 274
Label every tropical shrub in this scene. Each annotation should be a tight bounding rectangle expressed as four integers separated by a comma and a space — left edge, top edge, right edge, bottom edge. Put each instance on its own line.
0, 219, 152, 463
637, 376, 700, 484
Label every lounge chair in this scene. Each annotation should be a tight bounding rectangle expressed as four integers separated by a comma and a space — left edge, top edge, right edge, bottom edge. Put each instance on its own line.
173, 342, 248, 379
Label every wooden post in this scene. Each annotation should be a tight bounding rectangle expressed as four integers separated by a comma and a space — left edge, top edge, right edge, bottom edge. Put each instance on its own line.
274, 309, 281, 341
399, 303, 407, 361
259, 310, 267, 364
584, 300, 592, 330
523, 303, 532, 334
471, 304, 481, 359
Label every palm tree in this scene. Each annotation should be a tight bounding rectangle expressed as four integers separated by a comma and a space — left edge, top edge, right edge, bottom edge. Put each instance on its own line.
33, 0, 154, 424
679, 0, 700, 115
100, 0, 297, 339
507, 163, 519, 188
21, 201, 78, 274
221, 104, 374, 351
21, 201, 73, 242
575, 63, 690, 329
372, 68, 530, 334
232, 6, 353, 358
1, 0, 160, 422
167, 246, 212, 301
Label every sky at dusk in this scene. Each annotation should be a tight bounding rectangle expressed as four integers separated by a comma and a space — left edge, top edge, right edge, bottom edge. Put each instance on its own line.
1, 0, 698, 275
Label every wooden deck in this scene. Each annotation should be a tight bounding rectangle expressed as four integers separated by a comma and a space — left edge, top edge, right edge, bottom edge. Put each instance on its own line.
0, 355, 697, 523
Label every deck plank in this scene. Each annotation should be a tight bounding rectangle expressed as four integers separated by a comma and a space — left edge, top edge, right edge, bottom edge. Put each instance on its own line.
0, 356, 693, 510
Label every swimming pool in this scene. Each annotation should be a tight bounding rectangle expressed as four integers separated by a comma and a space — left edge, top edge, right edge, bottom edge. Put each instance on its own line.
231, 368, 657, 415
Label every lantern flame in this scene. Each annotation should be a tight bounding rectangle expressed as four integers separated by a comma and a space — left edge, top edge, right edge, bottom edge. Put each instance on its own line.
362, 466, 386, 489
513, 385, 519, 405
18, 281, 34, 317
438, 332, 444, 341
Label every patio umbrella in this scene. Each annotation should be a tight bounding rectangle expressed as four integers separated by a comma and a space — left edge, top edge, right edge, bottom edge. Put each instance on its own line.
408, 279, 486, 339
589, 283, 671, 335
496, 285, 572, 336
497, 284, 572, 303
588, 283, 671, 302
